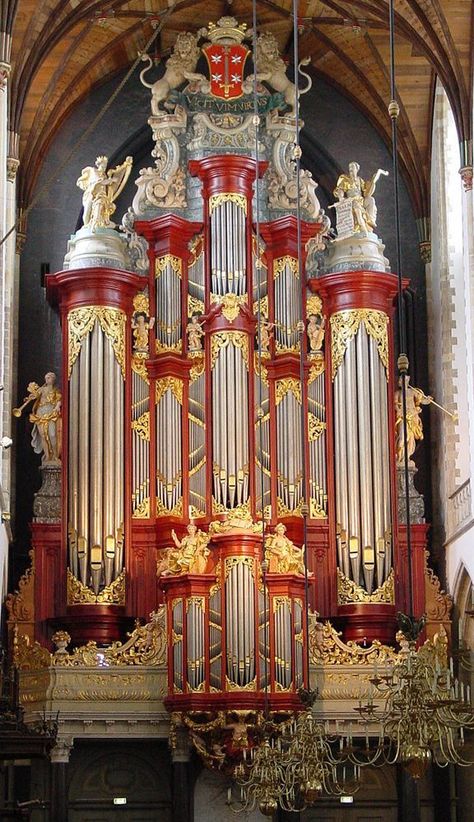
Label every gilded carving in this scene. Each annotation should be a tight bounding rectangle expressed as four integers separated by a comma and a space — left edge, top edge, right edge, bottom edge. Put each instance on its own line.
155, 254, 182, 279
13, 631, 52, 671
68, 307, 126, 378
155, 339, 182, 354
132, 497, 150, 518
309, 497, 326, 519
308, 412, 325, 441
211, 292, 246, 322
131, 356, 149, 384
67, 569, 126, 605
131, 411, 150, 441
157, 525, 210, 576
190, 355, 205, 382
156, 497, 183, 518
308, 614, 397, 666
265, 524, 305, 575
210, 332, 249, 369
156, 377, 183, 405
253, 295, 268, 319
424, 551, 452, 639
188, 294, 205, 317
337, 568, 394, 605
274, 256, 298, 279
209, 192, 247, 215
308, 355, 325, 382
5, 550, 35, 638
330, 309, 389, 380
306, 294, 322, 317
52, 608, 167, 667
275, 378, 301, 405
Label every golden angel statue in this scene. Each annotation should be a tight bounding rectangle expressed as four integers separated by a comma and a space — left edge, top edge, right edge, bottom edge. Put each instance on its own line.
77, 155, 133, 231
157, 524, 210, 576
395, 375, 457, 466
186, 315, 205, 352
13, 372, 62, 464
333, 162, 388, 233
132, 310, 155, 354
265, 523, 305, 575
307, 314, 325, 353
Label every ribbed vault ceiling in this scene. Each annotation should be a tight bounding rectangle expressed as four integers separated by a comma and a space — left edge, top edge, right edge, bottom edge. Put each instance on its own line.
4, 0, 473, 218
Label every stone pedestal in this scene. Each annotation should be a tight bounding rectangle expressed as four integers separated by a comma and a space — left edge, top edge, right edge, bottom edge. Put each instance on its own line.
63, 226, 132, 270
397, 464, 425, 524
324, 231, 390, 273
33, 464, 61, 523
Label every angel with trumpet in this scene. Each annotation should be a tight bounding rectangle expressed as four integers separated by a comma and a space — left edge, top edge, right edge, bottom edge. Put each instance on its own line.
13, 372, 62, 464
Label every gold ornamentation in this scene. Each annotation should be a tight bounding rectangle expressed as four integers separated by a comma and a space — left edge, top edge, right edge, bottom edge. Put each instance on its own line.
276, 497, 303, 519
211, 293, 247, 322
190, 355, 205, 382
67, 569, 126, 605
308, 412, 325, 441
13, 631, 52, 671
337, 568, 394, 605
5, 550, 35, 640
309, 497, 326, 519
131, 411, 150, 441
224, 556, 255, 579
226, 676, 257, 692
188, 294, 204, 317
155, 254, 182, 279
157, 526, 210, 576
156, 377, 183, 405
156, 497, 183, 518
274, 256, 299, 279
132, 497, 150, 518
210, 505, 261, 535
131, 356, 149, 384
155, 339, 182, 354
308, 614, 397, 666
308, 355, 325, 382
68, 306, 126, 378
306, 294, 322, 317
330, 309, 389, 380
212, 496, 228, 515
133, 292, 150, 313
52, 608, 167, 667
265, 524, 305, 575
424, 551, 452, 639
253, 295, 268, 319
210, 332, 249, 369
275, 378, 301, 405
254, 353, 268, 385
209, 192, 247, 215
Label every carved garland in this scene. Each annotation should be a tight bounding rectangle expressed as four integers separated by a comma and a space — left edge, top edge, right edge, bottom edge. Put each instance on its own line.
330, 309, 389, 381
337, 568, 395, 605
67, 568, 126, 605
273, 256, 299, 279
156, 377, 183, 405
68, 306, 126, 378
209, 192, 247, 215
210, 332, 249, 369
155, 254, 182, 279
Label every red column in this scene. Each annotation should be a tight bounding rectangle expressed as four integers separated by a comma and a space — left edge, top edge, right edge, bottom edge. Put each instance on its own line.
46, 266, 143, 643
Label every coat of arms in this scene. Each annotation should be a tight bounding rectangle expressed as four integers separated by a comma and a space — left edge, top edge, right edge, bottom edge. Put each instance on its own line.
201, 16, 250, 100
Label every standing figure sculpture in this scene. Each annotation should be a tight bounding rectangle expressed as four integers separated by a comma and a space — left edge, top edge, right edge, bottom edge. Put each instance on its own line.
394, 376, 433, 466
77, 155, 133, 231
333, 162, 388, 233
13, 372, 62, 464
187, 315, 205, 352
253, 31, 312, 115
132, 311, 155, 354
265, 523, 305, 575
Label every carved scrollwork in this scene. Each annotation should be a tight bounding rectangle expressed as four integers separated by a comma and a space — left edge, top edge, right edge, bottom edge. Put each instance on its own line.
68, 307, 126, 378
337, 568, 394, 605
210, 332, 249, 369
67, 569, 126, 605
308, 614, 397, 666
131, 411, 150, 441
330, 309, 389, 380
155, 377, 183, 405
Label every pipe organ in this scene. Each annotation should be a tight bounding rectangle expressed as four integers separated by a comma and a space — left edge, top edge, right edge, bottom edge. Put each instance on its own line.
39, 15, 427, 677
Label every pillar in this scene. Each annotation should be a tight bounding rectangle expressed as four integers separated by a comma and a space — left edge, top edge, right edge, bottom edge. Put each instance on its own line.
50, 738, 73, 822
171, 729, 192, 822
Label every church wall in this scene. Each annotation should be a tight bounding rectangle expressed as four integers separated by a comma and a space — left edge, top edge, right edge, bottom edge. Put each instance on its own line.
12, 69, 428, 579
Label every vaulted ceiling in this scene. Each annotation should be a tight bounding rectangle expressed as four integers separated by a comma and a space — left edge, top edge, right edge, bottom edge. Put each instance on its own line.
3, 0, 473, 219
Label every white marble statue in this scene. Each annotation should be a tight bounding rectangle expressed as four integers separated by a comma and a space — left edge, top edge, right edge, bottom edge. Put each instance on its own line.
77, 155, 133, 231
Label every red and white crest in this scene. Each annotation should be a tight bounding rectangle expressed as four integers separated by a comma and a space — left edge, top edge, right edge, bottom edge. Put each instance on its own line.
203, 43, 249, 100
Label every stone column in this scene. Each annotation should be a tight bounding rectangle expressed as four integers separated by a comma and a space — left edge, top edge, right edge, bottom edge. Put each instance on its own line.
50, 738, 73, 821
459, 158, 474, 500
171, 729, 192, 822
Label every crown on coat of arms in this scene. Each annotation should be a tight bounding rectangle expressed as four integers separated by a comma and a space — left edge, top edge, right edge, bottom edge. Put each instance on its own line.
204, 16, 249, 44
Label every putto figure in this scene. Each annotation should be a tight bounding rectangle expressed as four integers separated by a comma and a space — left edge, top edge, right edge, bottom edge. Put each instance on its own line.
13, 372, 62, 464
77, 155, 133, 231
265, 523, 305, 575
333, 162, 388, 233
307, 314, 325, 353
187, 314, 205, 352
